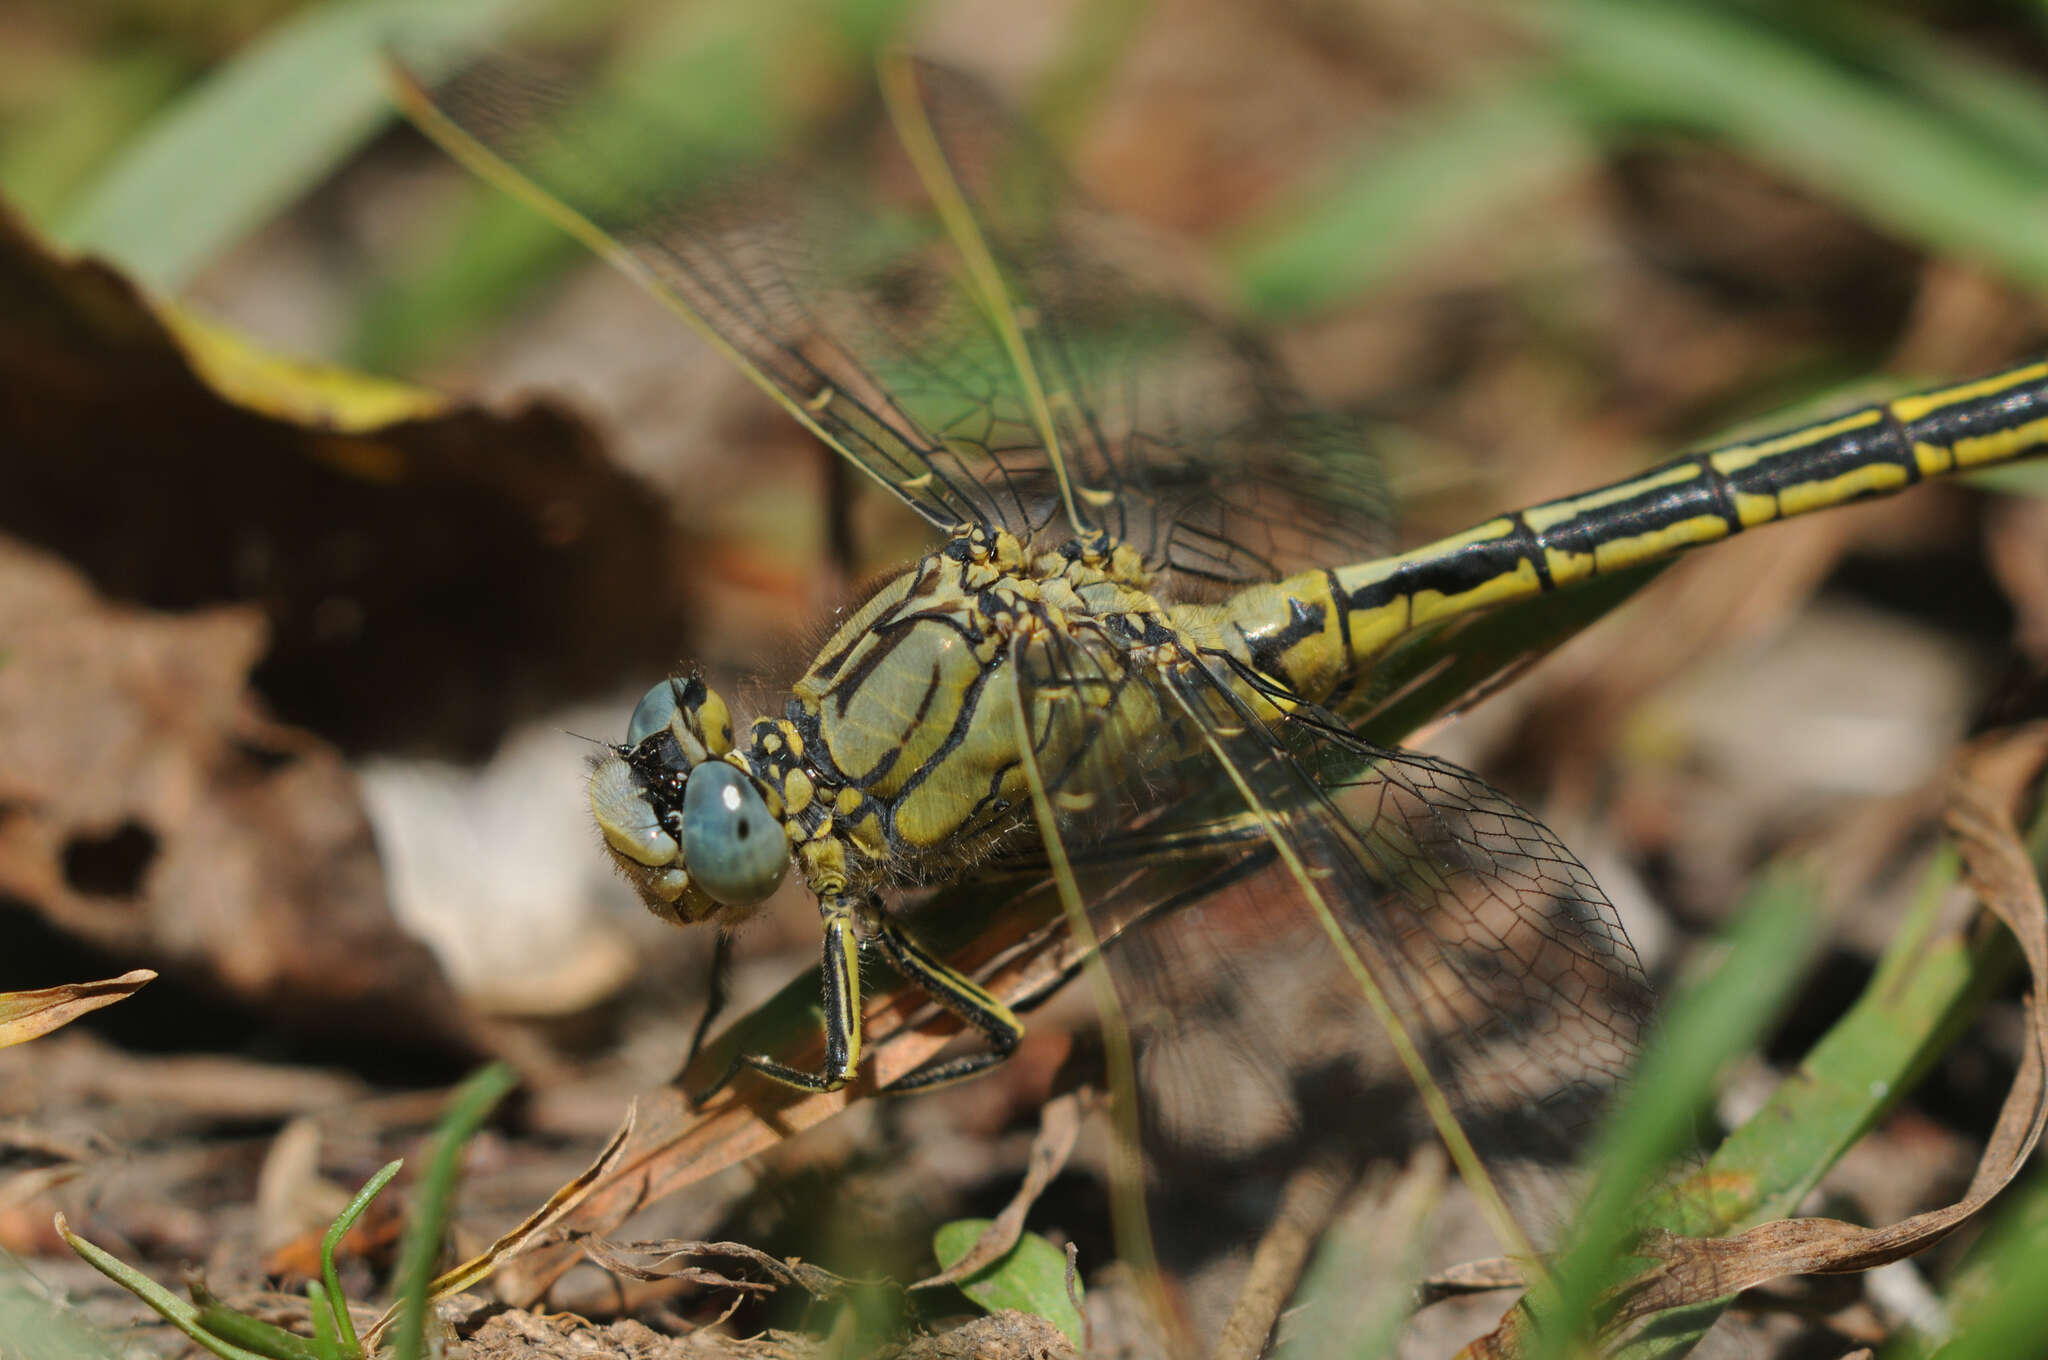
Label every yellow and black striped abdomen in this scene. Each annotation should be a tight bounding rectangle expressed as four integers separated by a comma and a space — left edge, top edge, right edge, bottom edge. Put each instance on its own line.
1535, 359, 2048, 580
1218, 361, 2048, 701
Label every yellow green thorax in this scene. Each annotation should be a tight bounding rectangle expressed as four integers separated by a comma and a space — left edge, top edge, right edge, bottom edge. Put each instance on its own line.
755, 525, 1176, 885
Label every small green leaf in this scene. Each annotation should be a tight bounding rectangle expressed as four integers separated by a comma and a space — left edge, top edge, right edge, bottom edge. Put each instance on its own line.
57, 1215, 276, 1360
321, 1158, 401, 1358
931, 1220, 1083, 1347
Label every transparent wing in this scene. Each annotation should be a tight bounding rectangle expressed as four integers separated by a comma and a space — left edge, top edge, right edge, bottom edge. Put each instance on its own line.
974, 632, 1652, 1348
397, 52, 1394, 589
397, 54, 996, 533
907, 63, 1395, 591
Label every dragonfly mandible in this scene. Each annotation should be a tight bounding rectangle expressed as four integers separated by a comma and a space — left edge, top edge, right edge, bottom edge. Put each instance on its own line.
396, 46, 2048, 1351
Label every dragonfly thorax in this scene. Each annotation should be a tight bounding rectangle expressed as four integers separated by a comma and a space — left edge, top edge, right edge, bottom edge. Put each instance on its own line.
765, 525, 1184, 888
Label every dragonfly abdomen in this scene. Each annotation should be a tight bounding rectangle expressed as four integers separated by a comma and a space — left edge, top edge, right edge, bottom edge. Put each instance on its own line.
1215, 361, 2048, 703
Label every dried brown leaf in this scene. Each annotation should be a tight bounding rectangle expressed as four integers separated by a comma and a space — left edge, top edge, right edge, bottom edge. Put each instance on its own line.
0, 971, 154, 1049
0, 202, 690, 757
1614, 725, 2048, 1319
911, 1089, 1085, 1291
0, 537, 478, 1050
574, 1238, 844, 1298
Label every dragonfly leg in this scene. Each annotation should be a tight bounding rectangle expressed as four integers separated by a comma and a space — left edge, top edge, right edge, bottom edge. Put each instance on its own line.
681, 930, 736, 1084
872, 910, 1022, 1092
690, 896, 1020, 1099
705, 894, 865, 1096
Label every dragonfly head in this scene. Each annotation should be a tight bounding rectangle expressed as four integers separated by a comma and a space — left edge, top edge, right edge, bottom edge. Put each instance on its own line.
589, 675, 790, 926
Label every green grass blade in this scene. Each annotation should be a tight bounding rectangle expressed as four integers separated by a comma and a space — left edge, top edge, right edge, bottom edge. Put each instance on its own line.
304, 1281, 339, 1360
1526, 859, 1823, 1360
1774, 0, 2048, 175
1227, 77, 1590, 320
1561, 0, 2048, 291
322, 1158, 401, 1357
1911, 1165, 2048, 1359
1246, 2, 2048, 320
387, 1063, 519, 1360
0, 1253, 122, 1360
1605, 849, 2023, 1357
1959, 460, 2048, 498
56, 0, 527, 291
190, 1299, 321, 1360
55, 1216, 277, 1360
0, 47, 187, 224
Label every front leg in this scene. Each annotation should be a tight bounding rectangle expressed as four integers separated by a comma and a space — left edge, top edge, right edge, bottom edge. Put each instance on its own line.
696, 893, 864, 1101
693, 891, 1026, 1101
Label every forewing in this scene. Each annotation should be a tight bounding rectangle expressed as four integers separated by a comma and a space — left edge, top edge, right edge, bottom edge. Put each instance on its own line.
395, 52, 999, 534
397, 49, 1394, 585
905, 63, 1396, 591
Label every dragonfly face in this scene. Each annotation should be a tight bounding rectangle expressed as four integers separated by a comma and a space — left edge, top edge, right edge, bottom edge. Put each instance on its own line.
589, 674, 789, 927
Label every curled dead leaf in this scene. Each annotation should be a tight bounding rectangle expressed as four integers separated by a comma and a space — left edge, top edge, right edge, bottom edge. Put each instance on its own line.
575, 1238, 848, 1298
0, 200, 691, 757
911, 1089, 1086, 1292
0, 970, 154, 1049
1610, 725, 2048, 1325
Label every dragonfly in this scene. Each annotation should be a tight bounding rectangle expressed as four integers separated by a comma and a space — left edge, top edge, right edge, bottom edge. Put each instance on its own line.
397, 46, 2048, 1353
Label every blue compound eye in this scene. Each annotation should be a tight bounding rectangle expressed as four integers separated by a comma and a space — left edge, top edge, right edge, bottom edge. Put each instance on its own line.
626, 678, 681, 748
681, 762, 787, 906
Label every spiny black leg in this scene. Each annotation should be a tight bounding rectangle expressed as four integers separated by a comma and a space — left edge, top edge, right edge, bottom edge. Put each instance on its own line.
679, 931, 737, 1108
873, 914, 1023, 1092
724, 896, 864, 1094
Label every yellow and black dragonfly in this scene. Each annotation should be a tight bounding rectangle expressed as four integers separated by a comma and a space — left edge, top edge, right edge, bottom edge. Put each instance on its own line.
397, 48, 2048, 1354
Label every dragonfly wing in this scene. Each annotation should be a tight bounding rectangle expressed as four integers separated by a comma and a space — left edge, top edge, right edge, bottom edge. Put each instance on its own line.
400, 51, 1032, 535
902, 63, 1396, 591
399, 50, 1394, 579
979, 632, 1652, 1347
